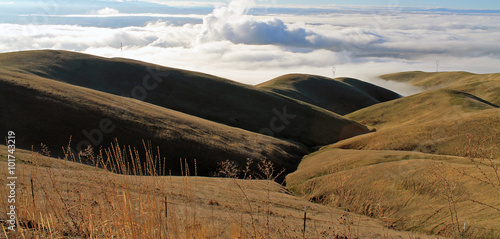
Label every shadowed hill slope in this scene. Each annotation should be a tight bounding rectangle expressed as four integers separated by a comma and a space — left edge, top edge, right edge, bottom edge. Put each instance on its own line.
0, 69, 309, 177
0, 50, 370, 146
257, 74, 401, 115
381, 71, 500, 105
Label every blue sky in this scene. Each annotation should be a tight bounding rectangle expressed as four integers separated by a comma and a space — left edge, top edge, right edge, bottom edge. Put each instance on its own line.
132, 0, 500, 9
273, 0, 500, 9
2, 0, 500, 10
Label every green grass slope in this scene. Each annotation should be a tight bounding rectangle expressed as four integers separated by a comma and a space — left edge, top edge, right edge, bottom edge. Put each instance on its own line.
381, 71, 500, 105
286, 148, 500, 237
257, 74, 401, 115
336, 89, 499, 158
0, 50, 370, 146
0, 68, 308, 177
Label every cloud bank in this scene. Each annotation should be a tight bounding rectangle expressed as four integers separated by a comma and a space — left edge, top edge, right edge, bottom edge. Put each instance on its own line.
1, 0, 500, 95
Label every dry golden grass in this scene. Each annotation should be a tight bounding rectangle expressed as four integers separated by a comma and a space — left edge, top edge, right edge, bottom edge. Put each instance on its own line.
0, 145, 437, 239
286, 147, 500, 238
337, 108, 500, 158
347, 89, 497, 130
341, 89, 499, 158
285, 71, 500, 238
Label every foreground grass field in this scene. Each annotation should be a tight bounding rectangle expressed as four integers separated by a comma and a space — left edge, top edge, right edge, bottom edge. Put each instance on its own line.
0, 146, 438, 238
287, 147, 500, 238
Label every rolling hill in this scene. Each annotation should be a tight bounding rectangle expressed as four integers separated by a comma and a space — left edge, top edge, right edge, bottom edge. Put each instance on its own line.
0, 50, 371, 147
336, 89, 499, 158
0, 67, 309, 177
347, 88, 498, 130
285, 72, 500, 237
257, 74, 401, 115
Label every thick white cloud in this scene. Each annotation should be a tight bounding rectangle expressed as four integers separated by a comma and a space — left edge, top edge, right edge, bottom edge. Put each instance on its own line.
196, 0, 381, 49
1, 0, 500, 96
94, 7, 120, 15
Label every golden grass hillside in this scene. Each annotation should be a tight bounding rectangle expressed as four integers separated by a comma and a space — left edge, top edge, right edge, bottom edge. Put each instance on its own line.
0, 68, 310, 177
380, 71, 500, 105
286, 147, 500, 238
0, 50, 370, 147
257, 74, 401, 115
287, 72, 500, 238
0, 145, 438, 238
337, 89, 499, 158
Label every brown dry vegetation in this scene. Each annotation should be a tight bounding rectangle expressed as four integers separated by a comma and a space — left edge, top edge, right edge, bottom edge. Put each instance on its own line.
0, 145, 437, 238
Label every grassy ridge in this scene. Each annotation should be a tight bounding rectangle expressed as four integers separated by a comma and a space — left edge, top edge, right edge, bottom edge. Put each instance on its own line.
339, 89, 499, 158
0, 69, 308, 177
0, 50, 370, 147
257, 74, 401, 115
347, 89, 498, 130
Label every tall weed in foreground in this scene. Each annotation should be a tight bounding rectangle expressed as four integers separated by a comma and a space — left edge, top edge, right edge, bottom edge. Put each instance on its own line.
0, 140, 189, 238
425, 134, 500, 238
216, 159, 286, 238
457, 134, 500, 209
0, 140, 357, 238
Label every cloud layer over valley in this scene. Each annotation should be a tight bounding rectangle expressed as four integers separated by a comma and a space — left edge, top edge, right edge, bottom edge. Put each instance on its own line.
1, 0, 500, 95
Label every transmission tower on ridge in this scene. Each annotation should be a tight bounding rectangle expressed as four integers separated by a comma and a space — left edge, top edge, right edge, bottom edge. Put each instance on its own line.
332, 66, 336, 78
436, 60, 440, 72
120, 42, 123, 57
